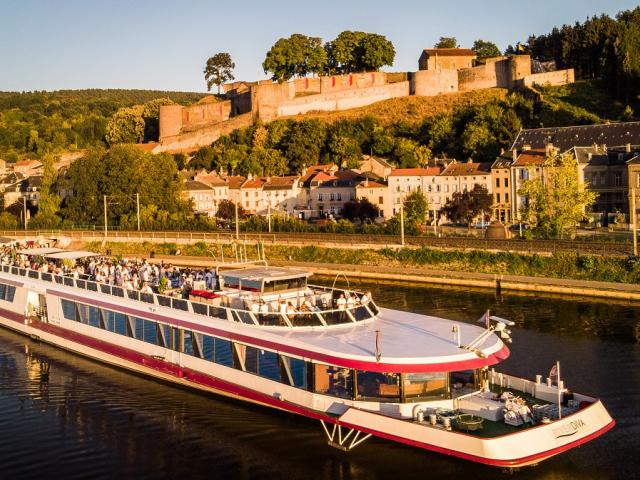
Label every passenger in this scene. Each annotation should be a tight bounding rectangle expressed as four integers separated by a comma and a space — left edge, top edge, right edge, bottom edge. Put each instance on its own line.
361, 290, 372, 304
278, 298, 288, 315
346, 294, 355, 308
140, 282, 153, 294
251, 301, 260, 315
303, 296, 315, 312
336, 294, 347, 310
286, 302, 296, 315
259, 299, 269, 315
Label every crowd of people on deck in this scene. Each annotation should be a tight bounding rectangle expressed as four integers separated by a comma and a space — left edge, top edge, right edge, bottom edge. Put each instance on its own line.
1, 242, 373, 316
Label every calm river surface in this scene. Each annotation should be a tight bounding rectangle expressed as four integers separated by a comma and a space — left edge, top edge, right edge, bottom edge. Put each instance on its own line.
0, 280, 638, 480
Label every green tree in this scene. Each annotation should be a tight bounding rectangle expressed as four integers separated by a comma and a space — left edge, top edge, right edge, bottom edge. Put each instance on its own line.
441, 184, 492, 225
403, 191, 429, 225
472, 39, 501, 59
203, 52, 235, 94
435, 37, 458, 48
325, 31, 395, 73
0, 212, 18, 229
29, 153, 61, 228
518, 152, 597, 238
105, 106, 145, 145
263, 34, 327, 82
249, 147, 288, 176
216, 199, 244, 220
340, 198, 379, 221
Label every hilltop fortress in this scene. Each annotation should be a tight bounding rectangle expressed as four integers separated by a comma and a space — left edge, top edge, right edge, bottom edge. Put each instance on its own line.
155, 51, 574, 153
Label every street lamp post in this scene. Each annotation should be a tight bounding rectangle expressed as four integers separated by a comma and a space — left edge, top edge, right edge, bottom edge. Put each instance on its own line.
400, 204, 405, 246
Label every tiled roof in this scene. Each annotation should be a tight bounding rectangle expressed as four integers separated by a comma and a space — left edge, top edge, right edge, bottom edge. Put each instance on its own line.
571, 146, 610, 165
356, 180, 387, 188
310, 171, 338, 183
184, 180, 212, 191
196, 173, 227, 187
491, 155, 513, 169
263, 176, 299, 190
511, 122, 640, 152
242, 177, 266, 189
389, 167, 441, 177
226, 176, 246, 189
422, 48, 476, 57
440, 162, 491, 176
512, 150, 547, 167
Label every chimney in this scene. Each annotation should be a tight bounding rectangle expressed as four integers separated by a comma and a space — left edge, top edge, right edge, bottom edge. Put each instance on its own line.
523, 144, 531, 151
545, 142, 553, 155
603, 144, 607, 152
626, 143, 631, 153
500, 148, 505, 155
512, 149, 517, 161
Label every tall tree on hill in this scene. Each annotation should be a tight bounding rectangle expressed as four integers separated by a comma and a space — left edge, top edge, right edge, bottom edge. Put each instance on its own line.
472, 40, 501, 59
325, 31, 395, 73
441, 184, 492, 226
203, 53, 235, 94
29, 153, 62, 228
263, 34, 327, 83
435, 37, 458, 49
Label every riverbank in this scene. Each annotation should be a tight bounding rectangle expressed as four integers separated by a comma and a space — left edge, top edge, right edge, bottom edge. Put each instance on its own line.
80, 241, 640, 302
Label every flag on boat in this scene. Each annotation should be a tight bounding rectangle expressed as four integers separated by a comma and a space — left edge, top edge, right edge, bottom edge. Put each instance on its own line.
477, 310, 490, 329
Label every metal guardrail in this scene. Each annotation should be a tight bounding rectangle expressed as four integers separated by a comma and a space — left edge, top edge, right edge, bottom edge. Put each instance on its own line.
0, 229, 633, 256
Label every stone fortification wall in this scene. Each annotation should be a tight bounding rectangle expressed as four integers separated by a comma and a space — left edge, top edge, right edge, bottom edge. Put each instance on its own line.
276, 81, 409, 118
412, 70, 458, 96
293, 77, 321, 95
522, 69, 575, 87
159, 101, 231, 140
154, 113, 254, 153
318, 71, 385, 93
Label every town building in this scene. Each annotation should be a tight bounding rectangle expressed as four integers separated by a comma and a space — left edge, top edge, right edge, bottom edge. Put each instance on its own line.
509, 147, 549, 221
491, 153, 513, 223
355, 178, 392, 219
388, 168, 441, 217
418, 48, 477, 71
439, 161, 493, 220
260, 176, 302, 216
181, 180, 216, 217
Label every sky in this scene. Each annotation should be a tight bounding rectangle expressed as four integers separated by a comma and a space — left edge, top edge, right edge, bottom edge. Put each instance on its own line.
1, 0, 638, 92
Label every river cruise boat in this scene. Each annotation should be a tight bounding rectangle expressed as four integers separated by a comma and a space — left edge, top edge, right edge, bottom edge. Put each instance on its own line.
0, 251, 614, 470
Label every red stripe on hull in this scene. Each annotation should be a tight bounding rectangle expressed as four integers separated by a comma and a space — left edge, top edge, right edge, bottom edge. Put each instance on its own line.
46, 289, 510, 373
0, 308, 612, 468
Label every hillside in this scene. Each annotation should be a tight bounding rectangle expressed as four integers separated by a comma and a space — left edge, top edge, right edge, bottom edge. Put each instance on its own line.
284, 88, 511, 126
0, 89, 208, 160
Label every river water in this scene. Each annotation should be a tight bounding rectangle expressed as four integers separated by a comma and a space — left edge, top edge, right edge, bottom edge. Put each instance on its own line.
0, 280, 638, 480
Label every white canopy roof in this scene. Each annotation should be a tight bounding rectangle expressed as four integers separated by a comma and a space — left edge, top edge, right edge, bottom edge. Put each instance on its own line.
15, 247, 64, 256
45, 250, 100, 260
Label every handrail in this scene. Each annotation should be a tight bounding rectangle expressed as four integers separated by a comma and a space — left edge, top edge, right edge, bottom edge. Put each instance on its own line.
0, 262, 378, 329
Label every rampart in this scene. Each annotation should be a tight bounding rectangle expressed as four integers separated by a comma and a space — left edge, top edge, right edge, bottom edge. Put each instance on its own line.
275, 81, 410, 119
159, 100, 231, 139
411, 70, 458, 96
522, 69, 575, 87
156, 55, 573, 152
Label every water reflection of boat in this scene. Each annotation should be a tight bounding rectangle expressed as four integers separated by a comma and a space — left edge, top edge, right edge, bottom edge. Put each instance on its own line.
0, 255, 614, 470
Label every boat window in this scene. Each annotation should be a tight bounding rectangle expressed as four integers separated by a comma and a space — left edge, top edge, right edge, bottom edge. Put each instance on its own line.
99, 284, 111, 294
88, 306, 100, 328
233, 310, 255, 325
451, 369, 479, 394
158, 323, 171, 348
321, 310, 352, 325
87, 282, 98, 292
102, 310, 114, 331
289, 312, 323, 327
403, 372, 447, 402
0, 284, 5, 300
140, 292, 154, 304
76, 279, 86, 289
4, 286, 15, 302
172, 298, 188, 311
112, 286, 125, 298
157, 296, 171, 307
258, 349, 280, 381
356, 371, 400, 402
202, 335, 214, 361
352, 305, 371, 322
28, 270, 38, 279
183, 330, 194, 356
127, 290, 139, 301
54, 275, 63, 284
280, 356, 308, 389
214, 338, 234, 367
143, 320, 158, 345
11, 267, 19, 275
367, 302, 379, 316
61, 299, 76, 321
209, 306, 227, 320
41, 273, 52, 282
63, 277, 74, 287
131, 317, 144, 339
313, 363, 353, 399
114, 312, 128, 336
192, 302, 208, 316
256, 313, 285, 326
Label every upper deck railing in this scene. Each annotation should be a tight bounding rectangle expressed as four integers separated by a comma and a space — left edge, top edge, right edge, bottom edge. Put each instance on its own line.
0, 264, 379, 329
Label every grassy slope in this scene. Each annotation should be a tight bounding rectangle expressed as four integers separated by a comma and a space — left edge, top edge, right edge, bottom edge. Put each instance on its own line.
535, 80, 627, 127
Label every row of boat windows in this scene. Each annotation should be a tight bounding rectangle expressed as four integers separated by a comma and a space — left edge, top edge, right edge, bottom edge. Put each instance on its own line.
59, 298, 449, 403
0, 283, 17, 303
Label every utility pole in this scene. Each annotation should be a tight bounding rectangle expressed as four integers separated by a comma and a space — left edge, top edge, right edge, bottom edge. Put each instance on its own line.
268, 203, 272, 233
103, 195, 108, 239
235, 201, 239, 240
22, 197, 27, 231
400, 204, 405, 246
136, 193, 140, 231
632, 187, 638, 256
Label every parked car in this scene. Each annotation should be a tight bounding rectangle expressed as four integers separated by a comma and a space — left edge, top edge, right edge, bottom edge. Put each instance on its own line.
472, 220, 491, 229
509, 222, 531, 231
